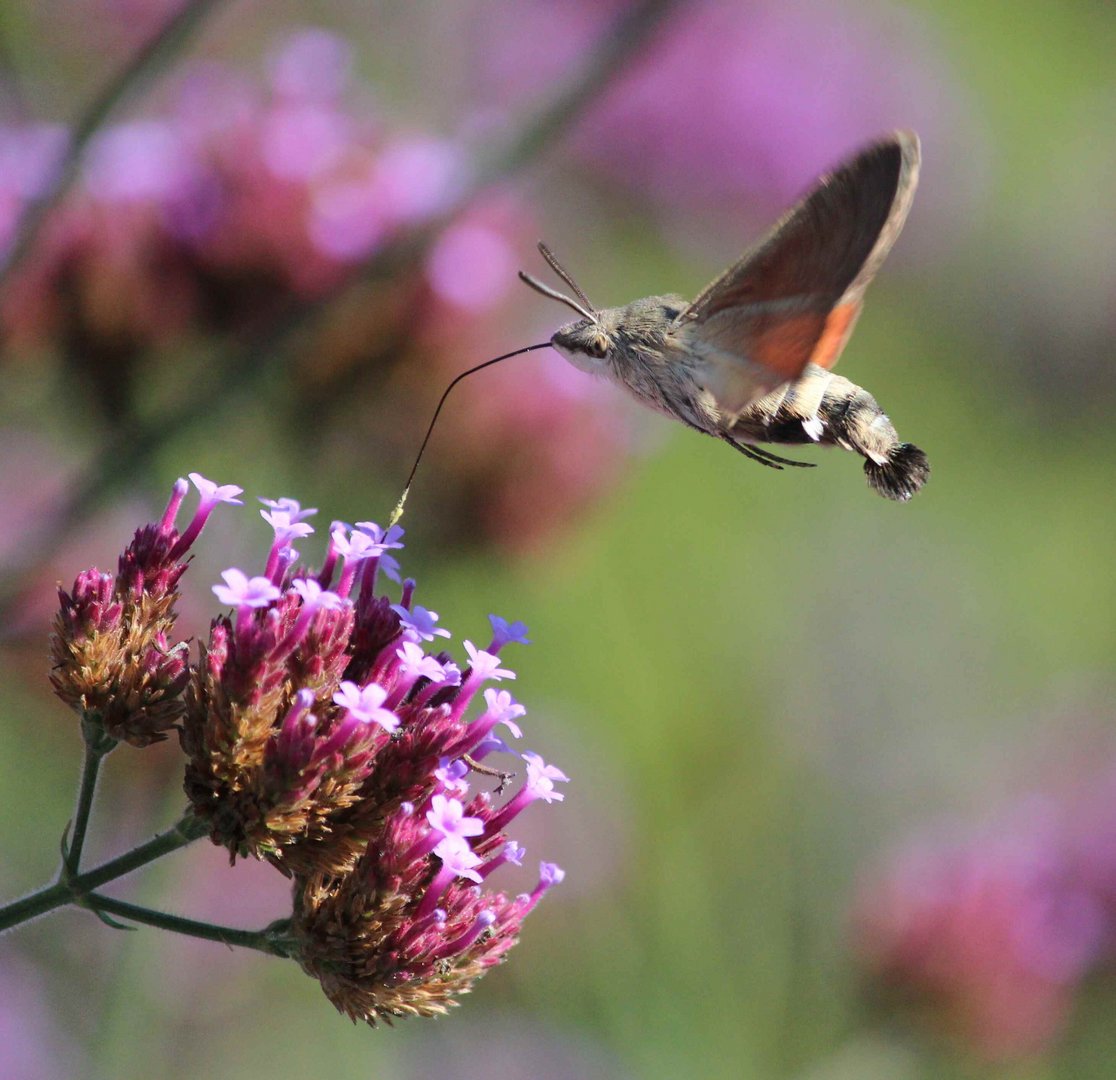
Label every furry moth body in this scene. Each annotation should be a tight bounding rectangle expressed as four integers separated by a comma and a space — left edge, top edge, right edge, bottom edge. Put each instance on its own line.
520, 131, 929, 501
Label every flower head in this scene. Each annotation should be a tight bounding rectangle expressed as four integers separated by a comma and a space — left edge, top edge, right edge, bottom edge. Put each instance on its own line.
852, 791, 1116, 1061
49, 476, 200, 746
151, 475, 566, 1024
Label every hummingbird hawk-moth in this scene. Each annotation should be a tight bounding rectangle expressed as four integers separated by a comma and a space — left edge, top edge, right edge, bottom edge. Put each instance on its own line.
519, 130, 929, 500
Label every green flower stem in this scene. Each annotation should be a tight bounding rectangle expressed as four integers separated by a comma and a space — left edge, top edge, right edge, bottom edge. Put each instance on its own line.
0, 814, 206, 931
0, 0, 227, 290
61, 720, 118, 877
82, 892, 293, 957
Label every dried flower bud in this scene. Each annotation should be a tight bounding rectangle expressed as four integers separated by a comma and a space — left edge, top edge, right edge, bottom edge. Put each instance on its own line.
50, 474, 238, 746
292, 798, 564, 1024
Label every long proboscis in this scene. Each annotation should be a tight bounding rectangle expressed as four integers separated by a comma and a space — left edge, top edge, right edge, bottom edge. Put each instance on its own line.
387, 342, 553, 529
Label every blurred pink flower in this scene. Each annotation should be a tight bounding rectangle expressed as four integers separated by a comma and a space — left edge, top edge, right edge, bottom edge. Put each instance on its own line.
472, 0, 984, 253
0, 26, 639, 554
427, 219, 519, 312
853, 782, 1116, 1060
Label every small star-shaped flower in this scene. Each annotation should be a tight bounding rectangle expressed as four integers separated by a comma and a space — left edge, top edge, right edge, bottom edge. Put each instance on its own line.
434, 835, 484, 883
464, 641, 515, 682
396, 640, 447, 682
489, 614, 531, 648
212, 568, 281, 608
189, 472, 243, 506
289, 578, 346, 610
482, 688, 525, 738
354, 521, 405, 550
330, 526, 380, 562
426, 794, 484, 842
261, 507, 316, 542
259, 496, 317, 522
392, 603, 451, 642
522, 751, 569, 803
332, 681, 400, 732
434, 757, 470, 797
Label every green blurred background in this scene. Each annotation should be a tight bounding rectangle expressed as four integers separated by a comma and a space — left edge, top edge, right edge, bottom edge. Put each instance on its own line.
1, 1, 1114, 1078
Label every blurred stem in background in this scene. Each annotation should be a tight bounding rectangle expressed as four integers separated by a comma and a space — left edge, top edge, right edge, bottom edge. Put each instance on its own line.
0, 0, 684, 621
0, 0, 227, 291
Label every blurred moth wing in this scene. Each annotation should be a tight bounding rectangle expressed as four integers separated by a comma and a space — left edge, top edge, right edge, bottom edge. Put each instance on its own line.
675, 130, 921, 417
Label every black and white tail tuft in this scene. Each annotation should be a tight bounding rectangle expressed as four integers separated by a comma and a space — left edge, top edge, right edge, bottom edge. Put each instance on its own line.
863, 442, 930, 501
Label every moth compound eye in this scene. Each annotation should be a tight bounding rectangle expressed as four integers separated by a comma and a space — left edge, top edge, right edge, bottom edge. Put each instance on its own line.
585, 338, 608, 360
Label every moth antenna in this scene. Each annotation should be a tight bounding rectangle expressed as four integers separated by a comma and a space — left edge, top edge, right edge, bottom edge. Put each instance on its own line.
387, 342, 553, 529
536, 241, 596, 316
517, 271, 596, 322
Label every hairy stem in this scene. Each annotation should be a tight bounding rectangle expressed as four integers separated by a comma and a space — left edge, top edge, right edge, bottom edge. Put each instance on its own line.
82, 893, 295, 956
60, 722, 117, 878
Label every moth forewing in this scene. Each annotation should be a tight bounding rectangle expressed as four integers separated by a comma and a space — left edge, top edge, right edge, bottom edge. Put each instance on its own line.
675, 131, 921, 385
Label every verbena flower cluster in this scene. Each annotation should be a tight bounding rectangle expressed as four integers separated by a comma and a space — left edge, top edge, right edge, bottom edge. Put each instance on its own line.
51, 473, 566, 1023
852, 779, 1116, 1060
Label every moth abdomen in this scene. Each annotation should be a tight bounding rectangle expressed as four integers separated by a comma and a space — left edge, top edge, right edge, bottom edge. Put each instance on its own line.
820, 382, 929, 501
730, 367, 930, 500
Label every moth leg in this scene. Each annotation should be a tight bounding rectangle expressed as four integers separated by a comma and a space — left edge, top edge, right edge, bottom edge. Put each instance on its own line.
719, 434, 783, 470
746, 445, 816, 469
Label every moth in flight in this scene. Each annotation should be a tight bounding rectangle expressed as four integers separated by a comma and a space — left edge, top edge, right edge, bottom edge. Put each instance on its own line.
520, 131, 928, 500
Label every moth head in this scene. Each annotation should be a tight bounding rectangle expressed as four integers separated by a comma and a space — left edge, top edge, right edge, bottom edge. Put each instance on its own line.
549, 318, 614, 373
519, 241, 617, 371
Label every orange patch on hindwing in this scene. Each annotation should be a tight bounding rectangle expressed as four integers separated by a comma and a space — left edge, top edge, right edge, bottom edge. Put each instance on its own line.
808, 301, 861, 371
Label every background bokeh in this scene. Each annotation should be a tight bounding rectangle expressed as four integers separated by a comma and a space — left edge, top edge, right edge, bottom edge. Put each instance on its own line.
1, 1, 1115, 1077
